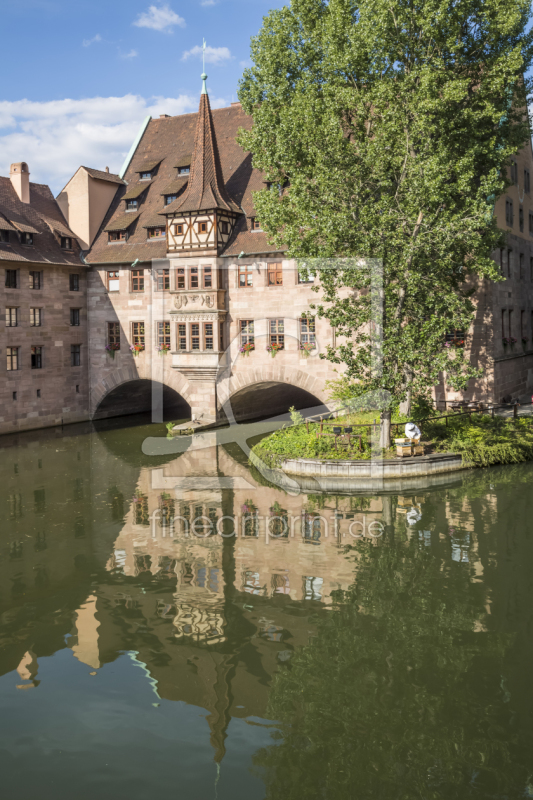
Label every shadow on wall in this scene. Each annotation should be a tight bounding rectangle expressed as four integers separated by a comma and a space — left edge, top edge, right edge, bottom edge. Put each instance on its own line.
224, 381, 324, 423
93, 379, 191, 422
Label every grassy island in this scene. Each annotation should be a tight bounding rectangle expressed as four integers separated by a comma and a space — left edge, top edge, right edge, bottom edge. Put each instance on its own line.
252, 410, 533, 470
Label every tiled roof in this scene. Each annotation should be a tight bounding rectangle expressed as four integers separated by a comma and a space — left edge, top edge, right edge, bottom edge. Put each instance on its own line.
86, 100, 280, 264
122, 182, 152, 200
174, 154, 192, 168
169, 92, 241, 215
141, 214, 167, 228
104, 212, 139, 232
160, 177, 188, 196
83, 167, 124, 184
0, 214, 17, 231
0, 177, 82, 265
134, 159, 162, 173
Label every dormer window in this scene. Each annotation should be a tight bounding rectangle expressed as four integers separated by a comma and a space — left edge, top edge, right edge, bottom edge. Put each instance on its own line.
61, 236, 72, 249
251, 218, 261, 231
108, 230, 127, 242
126, 199, 138, 211
21, 232, 33, 246
165, 194, 177, 205
0, 230, 9, 243
177, 166, 190, 176
221, 221, 229, 235
140, 171, 152, 181
148, 227, 166, 239
175, 223, 184, 235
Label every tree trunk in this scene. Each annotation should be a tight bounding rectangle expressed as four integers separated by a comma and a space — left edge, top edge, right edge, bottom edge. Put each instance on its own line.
399, 389, 411, 417
379, 409, 391, 449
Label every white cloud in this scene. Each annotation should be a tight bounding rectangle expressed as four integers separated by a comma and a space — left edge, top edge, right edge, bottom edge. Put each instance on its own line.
182, 45, 232, 65
120, 49, 139, 59
133, 4, 185, 32
201, 0, 217, 6
0, 94, 209, 195
82, 34, 102, 47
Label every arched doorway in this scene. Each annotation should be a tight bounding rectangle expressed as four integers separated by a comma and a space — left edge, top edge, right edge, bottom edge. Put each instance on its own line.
93, 379, 191, 421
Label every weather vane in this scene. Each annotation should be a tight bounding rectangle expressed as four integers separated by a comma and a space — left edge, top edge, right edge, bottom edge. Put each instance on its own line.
201, 39, 208, 94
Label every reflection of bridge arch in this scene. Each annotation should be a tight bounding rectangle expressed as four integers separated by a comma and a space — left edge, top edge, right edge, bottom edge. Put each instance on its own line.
92, 373, 191, 420
219, 366, 329, 423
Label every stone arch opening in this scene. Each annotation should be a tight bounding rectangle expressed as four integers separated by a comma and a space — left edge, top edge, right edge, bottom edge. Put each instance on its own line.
93, 379, 191, 421
226, 380, 327, 423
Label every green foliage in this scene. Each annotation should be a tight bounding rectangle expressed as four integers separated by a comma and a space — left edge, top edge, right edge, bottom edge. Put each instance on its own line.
238, 0, 533, 407
289, 405, 305, 426
429, 413, 533, 466
253, 536, 523, 798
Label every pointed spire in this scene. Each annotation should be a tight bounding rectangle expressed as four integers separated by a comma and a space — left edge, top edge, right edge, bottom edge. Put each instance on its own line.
172, 72, 241, 215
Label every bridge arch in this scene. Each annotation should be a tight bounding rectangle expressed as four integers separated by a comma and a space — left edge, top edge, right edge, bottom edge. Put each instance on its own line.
218, 365, 330, 423
92, 371, 192, 421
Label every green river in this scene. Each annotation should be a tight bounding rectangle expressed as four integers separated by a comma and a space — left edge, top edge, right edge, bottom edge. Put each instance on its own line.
1, 415, 532, 799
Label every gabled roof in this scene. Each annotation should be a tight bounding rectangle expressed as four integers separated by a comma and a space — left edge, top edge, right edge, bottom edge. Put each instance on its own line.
86, 100, 280, 264
122, 182, 152, 200
134, 159, 162, 173
0, 177, 82, 265
168, 92, 241, 215
104, 212, 139, 232
83, 167, 124, 184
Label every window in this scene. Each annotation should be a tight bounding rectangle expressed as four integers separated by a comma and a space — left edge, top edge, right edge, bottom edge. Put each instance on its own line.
238, 264, 253, 288
131, 269, 144, 292
190, 267, 199, 289
132, 322, 145, 347
219, 322, 224, 352
240, 320, 254, 346
165, 194, 177, 205
531, 256, 533, 282
300, 317, 316, 346
221, 221, 229, 235
178, 166, 190, 175
157, 321, 170, 348
148, 227, 166, 239
29, 271, 41, 289
519, 208, 524, 232
198, 221, 207, 234
30, 308, 42, 327
525, 169, 531, 194
69, 274, 80, 291
191, 323, 200, 350
76, 385, 80, 393
1, 230, 9, 243
298, 269, 315, 283
507, 249, 512, 278
107, 271, 120, 291
529, 212, 533, 236
37, 389, 41, 398
203, 266, 212, 288
204, 323, 214, 350
70, 308, 81, 326
140, 171, 152, 180
31, 346, 42, 369
251, 218, 261, 231
510, 160, 518, 184
177, 268, 185, 289
521, 309, 526, 339
126, 199, 138, 212
71, 344, 81, 366
501, 309, 506, 339
5, 269, 17, 288
156, 268, 169, 291
269, 319, 284, 348
6, 307, 17, 327
21, 232, 33, 246
7, 347, 19, 371
108, 322, 120, 348
174, 223, 184, 235
520, 253, 525, 280
178, 323, 187, 350
505, 199, 514, 227
61, 236, 72, 249
509, 309, 513, 339
268, 262, 283, 286
108, 230, 127, 242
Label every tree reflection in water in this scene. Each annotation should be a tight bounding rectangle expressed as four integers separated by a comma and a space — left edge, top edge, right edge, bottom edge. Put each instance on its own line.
254, 532, 531, 799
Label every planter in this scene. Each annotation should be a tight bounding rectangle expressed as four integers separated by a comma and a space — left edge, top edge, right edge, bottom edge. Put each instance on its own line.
158, 345, 171, 356
130, 345, 144, 358
240, 344, 255, 357
266, 344, 282, 358
105, 345, 120, 359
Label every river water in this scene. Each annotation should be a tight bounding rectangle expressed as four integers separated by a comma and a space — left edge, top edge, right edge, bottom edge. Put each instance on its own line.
1, 415, 532, 799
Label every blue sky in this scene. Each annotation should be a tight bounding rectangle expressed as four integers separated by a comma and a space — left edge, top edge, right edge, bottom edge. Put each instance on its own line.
1, 0, 285, 193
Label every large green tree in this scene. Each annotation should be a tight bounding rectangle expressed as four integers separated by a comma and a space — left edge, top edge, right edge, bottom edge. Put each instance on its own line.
238, 0, 533, 438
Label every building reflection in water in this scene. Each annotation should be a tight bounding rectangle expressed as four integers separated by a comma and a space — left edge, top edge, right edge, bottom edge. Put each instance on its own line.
2, 425, 531, 790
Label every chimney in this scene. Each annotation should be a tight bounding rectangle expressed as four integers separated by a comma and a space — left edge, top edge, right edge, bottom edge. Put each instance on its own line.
160, 114, 170, 119
105, 166, 110, 173
10, 162, 30, 204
